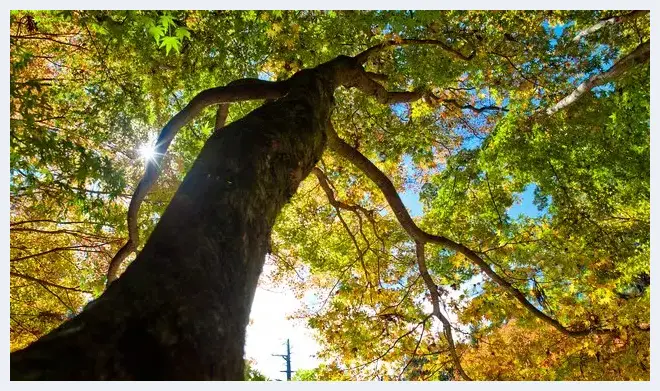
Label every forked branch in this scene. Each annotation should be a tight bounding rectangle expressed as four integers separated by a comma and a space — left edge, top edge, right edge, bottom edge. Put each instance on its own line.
415, 241, 472, 380
313, 166, 388, 288
312, 167, 374, 217
326, 121, 610, 337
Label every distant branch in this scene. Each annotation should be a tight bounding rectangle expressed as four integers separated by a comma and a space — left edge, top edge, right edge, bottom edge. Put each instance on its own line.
312, 167, 371, 287
11, 244, 109, 263
440, 98, 508, 114
10, 227, 119, 241
312, 166, 387, 288
398, 316, 426, 380
10, 219, 114, 227
415, 241, 471, 380
10, 34, 88, 50
312, 258, 361, 316
10, 272, 93, 294
546, 40, 650, 115
349, 315, 431, 372
573, 11, 649, 42
33, 281, 76, 313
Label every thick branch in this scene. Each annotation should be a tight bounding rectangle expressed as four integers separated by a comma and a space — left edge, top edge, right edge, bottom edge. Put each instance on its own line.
345, 68, 424, 104
573, 11, 649, 42
214, 103, 229, 130
312, 167, 373, 216
106, 78, 289, 285
354, 39, 475, 65
326, 123, 424, 238
415, 241, 471, 380
326, 124, 605, 337
546, 40, 650, 115
441, 98, 508, 114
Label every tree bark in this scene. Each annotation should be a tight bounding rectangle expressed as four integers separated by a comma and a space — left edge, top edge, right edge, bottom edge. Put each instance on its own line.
10, 65, 336, 380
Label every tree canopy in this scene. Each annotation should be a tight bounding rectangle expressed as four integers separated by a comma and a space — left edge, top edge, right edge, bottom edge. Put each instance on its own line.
9, 10, 650, 380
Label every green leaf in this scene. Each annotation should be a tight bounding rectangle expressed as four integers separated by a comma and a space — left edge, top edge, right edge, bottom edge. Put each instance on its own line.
159, 14, 176, 30
148, 25, 165, 43
159, 36, 181, 55
174, 27, 191, 41
242, 10, 256, 21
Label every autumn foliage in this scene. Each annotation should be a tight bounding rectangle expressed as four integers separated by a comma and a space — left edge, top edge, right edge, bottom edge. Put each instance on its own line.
10, 10, 649, 380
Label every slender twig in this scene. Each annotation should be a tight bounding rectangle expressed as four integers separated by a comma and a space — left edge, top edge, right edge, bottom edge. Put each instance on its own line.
10, 219, 113, 227
312, 258, 361, 316
10, 34, 88, 50
484, 172, 505, 227
33, 281, 76, 313
348, 315, 431, 372
10, 271, 93, 294
10, 227, 120, 241
11, 243, 110, 263
398, 317, 427, 380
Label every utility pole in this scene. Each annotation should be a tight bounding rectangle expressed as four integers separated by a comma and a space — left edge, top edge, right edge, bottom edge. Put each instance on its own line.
272, 339, 292, 380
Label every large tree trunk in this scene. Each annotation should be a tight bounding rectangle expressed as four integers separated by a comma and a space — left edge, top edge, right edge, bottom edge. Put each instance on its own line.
10, 66, 335, 380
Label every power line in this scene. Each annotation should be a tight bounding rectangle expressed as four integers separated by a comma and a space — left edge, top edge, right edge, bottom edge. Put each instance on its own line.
272, 338, 292, 380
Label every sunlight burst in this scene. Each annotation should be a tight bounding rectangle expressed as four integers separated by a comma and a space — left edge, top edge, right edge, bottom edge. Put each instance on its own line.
138, 142, 157, 162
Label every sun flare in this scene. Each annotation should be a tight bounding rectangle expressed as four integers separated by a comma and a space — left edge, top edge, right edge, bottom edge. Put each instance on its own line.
138, 143, 156, 162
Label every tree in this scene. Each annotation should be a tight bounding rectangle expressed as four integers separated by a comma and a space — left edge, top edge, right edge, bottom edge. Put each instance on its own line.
292, 367, 321, 381
244, 360, 269, 381
10, 10, 649, 380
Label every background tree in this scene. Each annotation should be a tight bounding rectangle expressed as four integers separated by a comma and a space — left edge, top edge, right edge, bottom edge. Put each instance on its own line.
244, 359, 269, 381
9, 10, 649, 380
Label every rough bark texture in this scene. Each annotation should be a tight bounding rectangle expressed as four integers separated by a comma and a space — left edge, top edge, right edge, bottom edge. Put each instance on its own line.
11, 64, 336, 380
106, 78, 288, 285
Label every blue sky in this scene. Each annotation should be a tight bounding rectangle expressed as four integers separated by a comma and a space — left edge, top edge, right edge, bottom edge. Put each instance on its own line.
400, 188, 423, 217
507, 184, 548, 219
399, 180, 547, 220
396, 113, 546, 221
